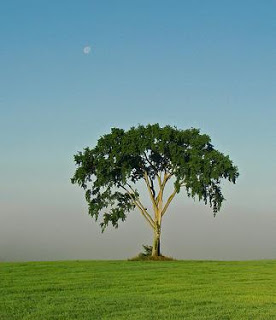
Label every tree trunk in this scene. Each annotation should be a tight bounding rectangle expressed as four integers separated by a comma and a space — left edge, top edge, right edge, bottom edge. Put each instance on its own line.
152, 227, 161, 257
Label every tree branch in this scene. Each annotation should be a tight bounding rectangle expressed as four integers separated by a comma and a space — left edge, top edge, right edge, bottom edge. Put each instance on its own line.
120, 184, 156, 230
156, 171, 172, 203
161, 189, 178, 217
156, 172, 162, 190
143, 171, 158, 214
149, 176, 156, 199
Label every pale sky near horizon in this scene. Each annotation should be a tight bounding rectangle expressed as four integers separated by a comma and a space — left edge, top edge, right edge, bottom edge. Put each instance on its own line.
1, 1, 276, 261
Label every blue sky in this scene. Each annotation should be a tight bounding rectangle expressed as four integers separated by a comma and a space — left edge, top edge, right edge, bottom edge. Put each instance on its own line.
1, 1, 275, 261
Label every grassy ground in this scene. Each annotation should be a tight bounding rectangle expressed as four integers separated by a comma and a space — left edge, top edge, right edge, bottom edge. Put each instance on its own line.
1, 260, 276, 319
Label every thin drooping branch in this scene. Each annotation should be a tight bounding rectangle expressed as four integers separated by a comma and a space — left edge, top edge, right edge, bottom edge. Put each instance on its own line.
143, 151, 158, 173
161, 188, 178, 217
120, 184, 155, 230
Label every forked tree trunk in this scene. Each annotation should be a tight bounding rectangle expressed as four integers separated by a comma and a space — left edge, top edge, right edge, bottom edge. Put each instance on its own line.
152, 226, 161, 257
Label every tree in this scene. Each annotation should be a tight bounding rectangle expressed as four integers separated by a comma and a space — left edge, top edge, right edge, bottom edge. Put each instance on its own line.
71, 124, 239, 257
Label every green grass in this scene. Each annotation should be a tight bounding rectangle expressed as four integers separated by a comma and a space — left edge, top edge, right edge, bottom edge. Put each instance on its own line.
1, 260, 276, 319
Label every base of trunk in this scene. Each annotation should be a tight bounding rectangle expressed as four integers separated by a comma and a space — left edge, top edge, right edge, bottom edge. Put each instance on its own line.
152, 231, 161, 257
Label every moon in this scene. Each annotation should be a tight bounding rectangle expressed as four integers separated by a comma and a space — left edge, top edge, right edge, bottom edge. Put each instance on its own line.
83, 46, 91, 54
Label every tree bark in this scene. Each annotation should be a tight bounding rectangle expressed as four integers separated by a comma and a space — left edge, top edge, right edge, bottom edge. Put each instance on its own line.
152, 227, 161, 257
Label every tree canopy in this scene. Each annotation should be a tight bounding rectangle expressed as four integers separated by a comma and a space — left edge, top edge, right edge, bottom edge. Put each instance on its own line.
71, 124, 239, 257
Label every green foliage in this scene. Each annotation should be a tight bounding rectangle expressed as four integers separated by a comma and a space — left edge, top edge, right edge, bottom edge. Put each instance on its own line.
71, 124, 239, 231
1, 260, 276, 319
141, 244, 153, 256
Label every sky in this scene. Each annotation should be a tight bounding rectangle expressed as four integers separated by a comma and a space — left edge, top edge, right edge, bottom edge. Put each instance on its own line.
0, 0, 275, 261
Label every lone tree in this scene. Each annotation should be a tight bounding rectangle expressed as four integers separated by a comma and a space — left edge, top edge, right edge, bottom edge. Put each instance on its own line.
71, 124, 239, 257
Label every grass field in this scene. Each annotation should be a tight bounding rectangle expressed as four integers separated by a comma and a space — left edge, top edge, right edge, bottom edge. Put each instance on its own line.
1, 260, 276, 319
